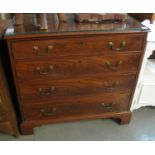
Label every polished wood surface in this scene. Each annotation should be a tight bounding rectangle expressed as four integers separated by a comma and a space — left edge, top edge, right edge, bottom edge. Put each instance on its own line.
0, 20, 19, 136
5, 14, 149, 38
5, 14, 148, 134
11, 34, 144, 60
18, 75, 135, 100
14, 53, 140, 80
22, 92, 131, 121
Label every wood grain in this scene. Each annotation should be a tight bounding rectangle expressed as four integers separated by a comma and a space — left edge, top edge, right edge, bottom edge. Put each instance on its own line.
18, 75, 135, 100
14, 53, 140, 80
11, 34, 144, 60
5, 14, 148, 135
22, 92, 131, 121
0, 20, 19, 137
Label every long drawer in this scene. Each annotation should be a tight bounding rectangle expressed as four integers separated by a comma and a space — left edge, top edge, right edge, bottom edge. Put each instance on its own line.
11, 34, 144, 60
22, 92, 131, 121
18, 75, 135, 100
15, 53, 140, 80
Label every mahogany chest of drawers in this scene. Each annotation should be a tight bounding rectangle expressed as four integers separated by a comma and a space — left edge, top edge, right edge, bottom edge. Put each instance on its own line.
5, 14, 149, 134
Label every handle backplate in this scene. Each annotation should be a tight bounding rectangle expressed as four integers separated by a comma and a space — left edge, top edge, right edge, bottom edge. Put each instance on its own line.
40, 107, 57, 116
108, 41, 126, 51
101, 102, 115, 109
33, 44, 53, 56
104, 81, 119, 91
36, 65, 54, 75
38, 86, 55, 96
106, 60, 123, 70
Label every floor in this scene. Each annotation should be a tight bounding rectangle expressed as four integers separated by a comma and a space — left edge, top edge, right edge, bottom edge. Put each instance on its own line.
0, 107, 155, 141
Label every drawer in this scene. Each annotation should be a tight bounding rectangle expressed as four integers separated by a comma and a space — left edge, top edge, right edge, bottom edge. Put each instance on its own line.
15, 53, 140, 80
18, 75, 135, 100
11, 34, 144, 60
22, 92, 131, 120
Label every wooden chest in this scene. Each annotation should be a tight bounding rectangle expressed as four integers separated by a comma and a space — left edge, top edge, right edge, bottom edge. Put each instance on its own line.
5, 14, 149, 134
0, 20, 19, 137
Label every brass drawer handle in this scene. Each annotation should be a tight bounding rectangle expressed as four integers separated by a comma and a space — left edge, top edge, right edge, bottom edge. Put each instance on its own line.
36, 65, 54, 75
40, 107, 57, 116
47, 45, 53, 53
108, 41, 126, 51
38, 86, 55, 96
104, 81, 119, 91
106, 60, 123, 70
33, 45, 53, 56
101, 102, 115, 109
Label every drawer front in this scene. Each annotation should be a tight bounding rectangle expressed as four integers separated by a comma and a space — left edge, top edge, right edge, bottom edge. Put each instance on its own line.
18, 75, 135, 100
11, 34, 144, 60
15, 53, 140, 80
22, 92, 131, 120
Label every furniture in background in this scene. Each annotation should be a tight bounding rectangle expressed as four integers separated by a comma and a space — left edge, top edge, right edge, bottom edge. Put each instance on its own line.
14, 13, 48, 30
0, 20, 19, 137
131, 21, 155, 110
57, 13, 127, 22
0, 14, 11, 20
5, 14, 149, 134
14, 13, 127, 30
128, 13, 155, 23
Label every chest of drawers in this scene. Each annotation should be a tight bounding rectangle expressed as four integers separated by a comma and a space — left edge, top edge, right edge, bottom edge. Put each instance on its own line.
5, 14, 149, 134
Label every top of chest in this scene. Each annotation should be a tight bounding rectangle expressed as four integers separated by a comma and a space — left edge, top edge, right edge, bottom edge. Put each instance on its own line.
4, 14, 149, 40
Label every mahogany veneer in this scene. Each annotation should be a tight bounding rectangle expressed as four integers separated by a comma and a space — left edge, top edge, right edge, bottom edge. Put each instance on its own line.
0, 20, 19, 137
5, 14, 148, 135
